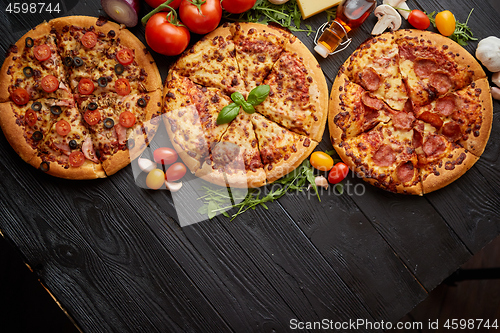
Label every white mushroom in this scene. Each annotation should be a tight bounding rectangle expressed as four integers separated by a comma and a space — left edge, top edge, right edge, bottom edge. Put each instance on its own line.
314, 176, 329, 190
268, 0, 289, 4
165, 181, 183, 192
371, 5, 402, 35
492, 72, 500, 87
491, 86, 500, 101
138, 157, 157, 173
476, 36, 500, 72
383, 0, 411, 19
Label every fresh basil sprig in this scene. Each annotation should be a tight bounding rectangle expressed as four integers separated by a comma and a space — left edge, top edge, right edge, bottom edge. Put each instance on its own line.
217, 85, 270, 125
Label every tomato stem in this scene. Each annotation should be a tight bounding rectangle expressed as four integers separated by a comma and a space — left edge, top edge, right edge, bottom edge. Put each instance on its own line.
141, 0, 175, 26
185, 0, 207, 15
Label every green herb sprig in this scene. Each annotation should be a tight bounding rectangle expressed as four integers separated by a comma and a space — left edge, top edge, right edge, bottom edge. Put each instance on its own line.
217, 85, 270, 124
427, 8, 477, 46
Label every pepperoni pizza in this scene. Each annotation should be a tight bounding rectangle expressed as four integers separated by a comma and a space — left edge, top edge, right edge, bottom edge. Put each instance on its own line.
329, 30, 493, 195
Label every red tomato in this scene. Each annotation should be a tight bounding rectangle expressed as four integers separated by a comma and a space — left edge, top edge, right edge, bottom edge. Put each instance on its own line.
310, 151, 334, 171
408, 10, 431, 30
119, 111, 136, 128
221, 0, 257, 14
84, 109, 101, 125
116, 48, 134, 65
81, 31, 97, 48
145, 0, 182, 11
33, 44, 51, 61
179, 0, 222, 35
41, 75, 59, 93
69, 151, 85, 167
55, 119, 71, 136
25, 109, 37, 126
145, 12, 190, 56
154, 147, 178, 165
78, 78, 95, 95
166, 162, 187, 182
115, 78, 131, 96
11, 88, 30, 105
328, 162, 349, 184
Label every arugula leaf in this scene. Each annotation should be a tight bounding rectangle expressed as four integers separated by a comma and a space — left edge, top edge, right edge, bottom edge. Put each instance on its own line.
427, 8, 477, 46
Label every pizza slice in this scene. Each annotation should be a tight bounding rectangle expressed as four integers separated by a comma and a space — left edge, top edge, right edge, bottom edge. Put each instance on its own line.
250, 113, 317, 184
396, 30, 485, 106
341, 32, 408, 111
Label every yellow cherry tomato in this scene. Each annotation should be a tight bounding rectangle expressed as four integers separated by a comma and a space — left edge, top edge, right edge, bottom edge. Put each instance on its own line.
435, 10, 456, 37
310, 151, 334, 171
146, 168, 165, 190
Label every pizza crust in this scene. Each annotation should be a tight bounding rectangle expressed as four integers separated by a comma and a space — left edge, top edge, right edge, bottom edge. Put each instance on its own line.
0, 102, 37, 163
195, 163, 267, 188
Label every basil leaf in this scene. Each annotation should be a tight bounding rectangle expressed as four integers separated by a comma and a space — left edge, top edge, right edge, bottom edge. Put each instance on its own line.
247, 85, 270, 106
231, 92, 246, 105
241, 101, 255, 114
217, 103, 240, 124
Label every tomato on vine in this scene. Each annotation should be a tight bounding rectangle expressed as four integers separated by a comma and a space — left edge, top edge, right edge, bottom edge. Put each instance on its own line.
221, 0, 257, 14
179, 0, 222, 35
145, 12, 190, 56
145, 0, 182, 11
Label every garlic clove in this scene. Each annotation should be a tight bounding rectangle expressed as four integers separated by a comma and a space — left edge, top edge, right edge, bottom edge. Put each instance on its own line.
138, 158, 157, 173
491, 86, 500, 101
492, 72, 500, 88
315, 175, 329, 190
165, 181, 183, 192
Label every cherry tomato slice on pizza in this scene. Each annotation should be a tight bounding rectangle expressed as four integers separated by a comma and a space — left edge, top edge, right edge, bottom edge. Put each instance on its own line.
116, 48, 134, 66
68, 151, 85, 167
11, 88, 30, 105
328, 162, 349, 184
41, 75, 59, 93
81, 31, 97, 48
119, 111, 136, 128
115, 78, 131, 96
310, 151, 334, 171
78, 78, 95, 95
84, 109, 101, 125
55, 119, 71, 136
25, 109, 37, 127
33, 44, 51, 61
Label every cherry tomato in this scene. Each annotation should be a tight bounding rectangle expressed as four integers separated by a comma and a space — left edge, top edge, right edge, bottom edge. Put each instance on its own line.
25, 109, 37, 126
81, 31, 97, 48
78, 78, 95, 95
41, 75, 59, 93
11, 88, 30, 105
310, 151, 334, 171
328, 162, 349, 184
84, 109, 101, 125
69, 151, 85, 167
146, 168, 165, 189
119, 111, 136, 128
33, 44, 51, 61
408, 9, 431, 30
115, 78, 131, 96
221, 0, 257, 14
55, 120, 71, 136
154, 147, 178, 165
435, 10, 456, 36
145, 0, 182, 11
166, 162, 187, 182
116, 48, 134, 65
145, 12, 190, 56
179, 0, 222, 35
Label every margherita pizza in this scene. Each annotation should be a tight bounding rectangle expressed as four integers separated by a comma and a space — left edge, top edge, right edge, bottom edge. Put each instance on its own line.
329, 30, 493, 195
0, 16, 162, 179
163, 22, 328, 188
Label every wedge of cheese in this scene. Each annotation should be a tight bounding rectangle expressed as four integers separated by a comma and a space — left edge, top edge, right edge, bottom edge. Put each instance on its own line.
296, 0, 342, 19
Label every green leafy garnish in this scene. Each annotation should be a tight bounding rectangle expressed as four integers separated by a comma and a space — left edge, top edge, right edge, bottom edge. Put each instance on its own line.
224, 0, 315, 36
217, 103, 240, 124
217, 85, 270, 124
247, 84, 270, 106
427, 8, 477, 46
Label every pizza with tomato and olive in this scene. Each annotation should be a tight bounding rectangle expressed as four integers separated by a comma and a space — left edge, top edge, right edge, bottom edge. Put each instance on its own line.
329, 30, 493, 195
163, 22, 328, 188
0, 16, 162, 179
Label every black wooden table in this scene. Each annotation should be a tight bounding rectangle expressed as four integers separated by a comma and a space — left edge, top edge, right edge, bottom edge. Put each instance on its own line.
1, 0, 499, 332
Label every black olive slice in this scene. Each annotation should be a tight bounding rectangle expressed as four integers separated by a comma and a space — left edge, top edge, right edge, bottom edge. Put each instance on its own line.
127, 138, 135, 149
95, 149, 101, 159
50, 105, 62, 115
32, 131, 43, 141
40, 161, 50, 172
73, 57, 84, 67
69, 139, 78, 149
97, 77, 108, 87
137, 97, 147, 107
31, 101, 42, 111
114, 63, 124, 75
103, 118, 115, 129
64, 56, 73, 67
25, 37, 34, 48
87, 102, 98, 111
23, 67, 34, 78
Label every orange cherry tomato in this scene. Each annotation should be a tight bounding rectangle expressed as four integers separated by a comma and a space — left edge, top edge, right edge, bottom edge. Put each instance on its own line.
41, 75, 59, 93
55, 119, 71, 136
78, 78, 95, 95
11, 88, 30, 105
84, 109, 101, 125
310, 151, 334, 171
25, 109, 37, 126
153, 147, 178, 165
146, 168, 165, 189
435, 10, 456, 36
81, 31, 97, 48
328, 162, 349, 184
68, 151, 85, 167
119, 111, 136, 128
116, 48, 134, 65
33, 44, 51, 61
165, 162, 187, 182
115, 78, 131, 96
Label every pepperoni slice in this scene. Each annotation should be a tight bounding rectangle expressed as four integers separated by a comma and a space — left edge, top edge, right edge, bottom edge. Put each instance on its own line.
68, 151, 85, 167
11, 88, 30, 105
359, 67, 381, 92
429, 72, 452, 95
33, 44, 51, 61
115, 78, 131, 96
372, 145, 396, 167
403, 99, 413, 114
361, 92, 384, 110
393, 112, 415, 130
435, 96, 456, 117
56, 120, 71, 136
413, 128, 423, 148
116, 48, 134, 66
25, 109, 37, 126
414, 58, 438, 79
418, 111, 444, 129
396, 161, 415, 183
423, 135, 447, 157
81, 31, 97, 48
41, 75, 59, 93
78, 78, 95, 95
441, 121, 462, 142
